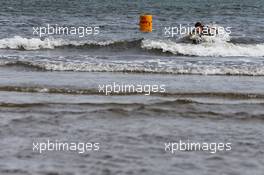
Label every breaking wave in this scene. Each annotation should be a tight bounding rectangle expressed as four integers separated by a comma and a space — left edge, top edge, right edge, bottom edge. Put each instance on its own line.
0, 36, 263, 58
1, 59, 264, 76
141, 39, 264, 57
0, 36, 141, 50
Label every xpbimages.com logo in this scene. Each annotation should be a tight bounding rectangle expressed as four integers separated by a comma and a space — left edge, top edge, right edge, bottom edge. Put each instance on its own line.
33, 24, 100, 38
164, 24, 232, 37
165, 140, 232, 154
98, 82, 166, 95
33, 140, 100, 154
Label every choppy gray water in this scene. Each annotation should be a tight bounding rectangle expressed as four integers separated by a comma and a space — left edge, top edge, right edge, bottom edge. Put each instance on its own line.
0, 0, 264, 175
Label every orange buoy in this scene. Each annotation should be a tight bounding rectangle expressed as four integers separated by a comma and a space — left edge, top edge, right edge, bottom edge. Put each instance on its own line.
139, 14, 152, 32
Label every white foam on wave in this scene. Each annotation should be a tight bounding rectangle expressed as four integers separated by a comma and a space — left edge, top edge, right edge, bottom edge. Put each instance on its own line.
1, 59, 263, 76
0, 36, 64, 50
141, 39, 264, 57
1, 36, 264, 58
0, 36, 114, 50
47, 63, 264, 75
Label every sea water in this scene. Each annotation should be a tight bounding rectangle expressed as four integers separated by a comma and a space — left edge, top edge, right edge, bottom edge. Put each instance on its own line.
0, 0, 263, 174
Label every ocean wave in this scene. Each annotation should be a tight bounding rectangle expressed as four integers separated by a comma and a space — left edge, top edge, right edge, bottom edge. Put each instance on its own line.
0, 100, 193, 108
141, 39, 264, 57
0, 36, 264, 58
1, 59, 264, 76
0, 36, 141, 50
0, 85, 263, 99
2, 101, 264, 121
0, 36, 65, 50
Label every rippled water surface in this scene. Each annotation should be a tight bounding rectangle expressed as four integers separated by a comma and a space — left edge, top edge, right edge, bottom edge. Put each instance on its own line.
0, 0, 264, 175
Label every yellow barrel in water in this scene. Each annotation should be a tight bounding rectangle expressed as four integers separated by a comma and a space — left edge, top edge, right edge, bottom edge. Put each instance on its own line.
139, 14, 152, 32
